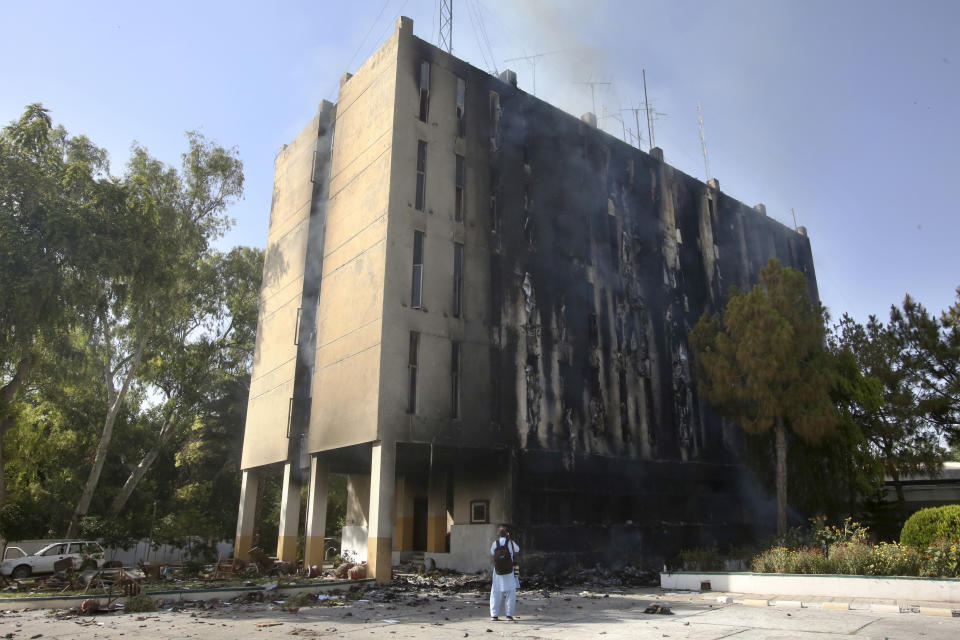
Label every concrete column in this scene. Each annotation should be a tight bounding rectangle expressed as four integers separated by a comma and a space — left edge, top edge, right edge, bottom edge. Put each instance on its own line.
276, 462, 302, 563
342, 474, 370, 561
426, 470, 448, 553
367, 439, 396, 584
234, 469, 260, 562
304, 456, 329, 568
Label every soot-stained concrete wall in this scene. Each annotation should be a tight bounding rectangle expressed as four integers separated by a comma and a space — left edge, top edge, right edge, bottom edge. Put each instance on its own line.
473, 70, 817, 566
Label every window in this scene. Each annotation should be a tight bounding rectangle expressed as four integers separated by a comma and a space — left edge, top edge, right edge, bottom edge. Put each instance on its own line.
411, 230, 424, 308
470, 500, 489, 524
416, 140, 427, 211
489, 169, 499, 232
451, 341, 461, 418
286, 397, 294, 437
489, 91, 501, 150
453, 242, 463, 318
419, 60, 430, 122
456, 77, 466, 136
454, 154, 465, 222
294, 307, 303, 344
408, 331, 420, 413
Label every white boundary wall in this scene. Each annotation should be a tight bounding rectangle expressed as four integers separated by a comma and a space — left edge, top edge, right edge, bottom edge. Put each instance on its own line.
2, 539, 233, 566
662, 571, 960, 602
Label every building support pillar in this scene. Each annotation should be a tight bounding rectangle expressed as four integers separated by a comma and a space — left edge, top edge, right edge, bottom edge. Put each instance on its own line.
426, 469, 448, 553
276, 461, 301, 564
304, 456, 329, 568
367, 439, 396, 584
234, 469, 260, 562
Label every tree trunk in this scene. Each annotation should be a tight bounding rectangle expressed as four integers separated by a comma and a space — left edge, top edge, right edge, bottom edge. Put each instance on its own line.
0, 357, 32, 509
890, 469, 907, 524
67, 329, 151, 537
775, 418, 788, 537
108, 418, 176, 517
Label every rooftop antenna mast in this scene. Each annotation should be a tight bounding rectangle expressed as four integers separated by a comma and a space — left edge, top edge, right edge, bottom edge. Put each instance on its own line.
643, 69, 654, 149
502, 50, 561, 96
697, 102, 710, 181
619, 106, 645, 149
439, 0, 453, 54
574, 80, 611, 116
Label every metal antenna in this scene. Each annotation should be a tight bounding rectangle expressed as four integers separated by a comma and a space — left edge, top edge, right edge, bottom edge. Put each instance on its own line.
439, 0, 453, 53
619, 106, 645, 150
502, 50, 561, 96
791, 208, 798, 229
697, 102, 710, 181
643, 69, 654, 148
574, 80, 611, 116
599, 110, 627, 142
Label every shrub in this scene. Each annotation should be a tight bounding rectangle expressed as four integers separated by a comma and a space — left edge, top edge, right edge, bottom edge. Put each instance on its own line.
871, 542, 922, 577
753, 546, 831, 574
919, 539, 960, 578
828, 542, 874, 575
124, 594, 157, 613
809, 516, 869, 548
678, 546, 723, 571
900, 505, 960, 549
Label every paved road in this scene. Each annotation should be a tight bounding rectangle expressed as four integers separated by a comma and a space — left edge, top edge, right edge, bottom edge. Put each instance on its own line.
1, 587, 958, 639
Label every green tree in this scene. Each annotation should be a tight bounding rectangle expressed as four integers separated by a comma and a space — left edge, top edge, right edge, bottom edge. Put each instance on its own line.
107, 246, 263, 518
893, 292, 960, 442
690, 259, 838, 535
0, 104, 107, 506
66, 133, 243, 535
833, 311, 947, 521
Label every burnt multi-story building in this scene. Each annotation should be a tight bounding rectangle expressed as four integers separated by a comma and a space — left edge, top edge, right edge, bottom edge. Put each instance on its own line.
235, 17, 819, 582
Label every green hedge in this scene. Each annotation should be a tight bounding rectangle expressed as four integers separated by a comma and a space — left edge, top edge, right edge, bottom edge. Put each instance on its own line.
900, 505, 960, 549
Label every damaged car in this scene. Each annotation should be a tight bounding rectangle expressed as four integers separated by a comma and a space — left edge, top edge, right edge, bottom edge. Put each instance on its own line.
1, 541, 105, 579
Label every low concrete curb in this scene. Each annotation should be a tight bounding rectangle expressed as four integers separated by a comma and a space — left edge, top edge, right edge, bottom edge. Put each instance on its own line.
918, 607, 953, 617
773, 600, 804, 608
0, 578, 372, 611
662, 571, 960, 603
742, 598, 770, 607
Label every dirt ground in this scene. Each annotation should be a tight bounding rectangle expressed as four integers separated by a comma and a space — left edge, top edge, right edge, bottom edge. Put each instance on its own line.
2, 580, 959, 640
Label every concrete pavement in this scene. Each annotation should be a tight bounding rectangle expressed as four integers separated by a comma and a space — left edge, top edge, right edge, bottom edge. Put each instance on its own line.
0, 586, 958, 639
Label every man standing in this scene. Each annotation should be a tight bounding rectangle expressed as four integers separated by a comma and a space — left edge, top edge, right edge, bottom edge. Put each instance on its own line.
489, 526, 519, 620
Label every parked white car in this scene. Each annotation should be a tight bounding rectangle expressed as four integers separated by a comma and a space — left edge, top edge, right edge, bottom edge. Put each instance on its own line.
1, 541, 105, 579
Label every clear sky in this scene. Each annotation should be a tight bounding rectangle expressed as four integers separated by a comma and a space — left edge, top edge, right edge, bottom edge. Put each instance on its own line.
3, 0, 958, 326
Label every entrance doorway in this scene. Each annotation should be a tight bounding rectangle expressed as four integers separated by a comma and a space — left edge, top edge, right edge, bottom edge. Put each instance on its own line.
412, 496, 428, 551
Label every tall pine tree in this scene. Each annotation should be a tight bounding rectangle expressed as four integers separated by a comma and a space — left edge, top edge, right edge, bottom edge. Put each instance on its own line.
691, 259, 838, 535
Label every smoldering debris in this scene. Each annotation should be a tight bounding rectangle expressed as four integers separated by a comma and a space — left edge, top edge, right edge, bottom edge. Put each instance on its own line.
643, 603, 673, 615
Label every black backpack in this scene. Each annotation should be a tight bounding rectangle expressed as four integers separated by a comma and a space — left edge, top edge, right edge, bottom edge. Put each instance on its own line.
493, 538, 514, 575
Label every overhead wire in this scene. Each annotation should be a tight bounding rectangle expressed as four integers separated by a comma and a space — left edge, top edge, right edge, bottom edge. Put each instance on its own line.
369, 0, 412, 62
324, 0, 394, 100
465, 1, 493, 73
471, 0, 498, 74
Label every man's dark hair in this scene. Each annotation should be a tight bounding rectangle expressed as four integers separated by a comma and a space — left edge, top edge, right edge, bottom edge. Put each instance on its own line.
497, 526, 508, 538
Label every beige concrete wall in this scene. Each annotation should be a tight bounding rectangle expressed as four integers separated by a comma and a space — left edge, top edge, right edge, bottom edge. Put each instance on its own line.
452, 463, 510, 526
378, 25, 493, 445
306, 23, 403, 453
242, 112, 323, 470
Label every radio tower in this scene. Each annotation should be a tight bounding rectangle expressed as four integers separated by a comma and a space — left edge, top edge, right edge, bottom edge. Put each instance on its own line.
439, 0, 453, 54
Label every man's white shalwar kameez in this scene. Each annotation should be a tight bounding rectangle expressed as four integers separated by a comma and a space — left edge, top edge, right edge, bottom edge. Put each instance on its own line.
489, 537, 520, 618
